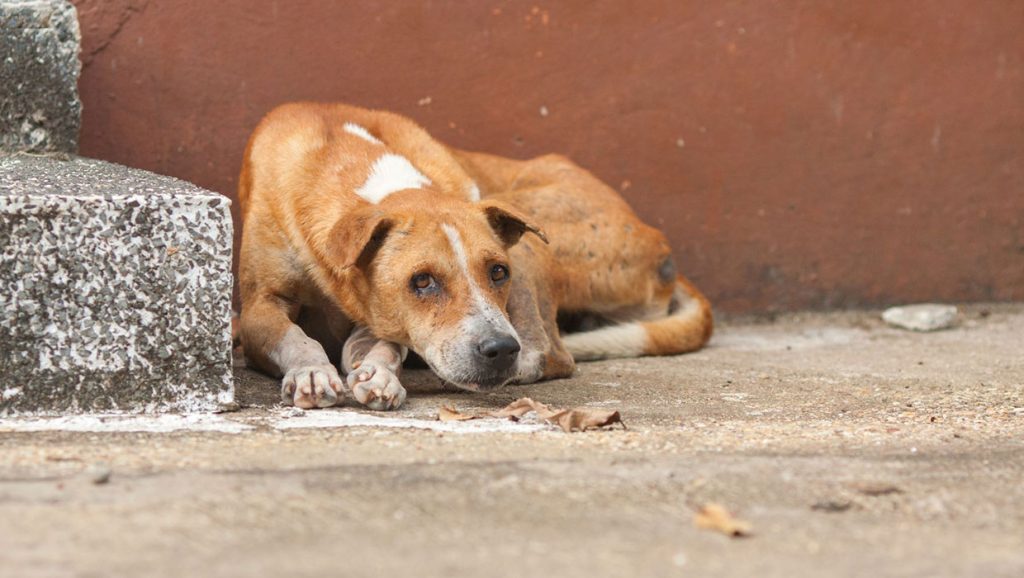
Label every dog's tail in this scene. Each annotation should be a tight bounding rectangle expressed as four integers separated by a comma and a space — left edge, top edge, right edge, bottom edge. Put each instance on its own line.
562, 277, 713, 361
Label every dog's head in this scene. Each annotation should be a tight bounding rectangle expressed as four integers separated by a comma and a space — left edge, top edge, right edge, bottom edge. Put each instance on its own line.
329, 191, 546, 390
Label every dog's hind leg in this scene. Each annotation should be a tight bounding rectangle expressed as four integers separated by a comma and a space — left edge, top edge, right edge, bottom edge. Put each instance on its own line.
561, 277, 713, 361
341, 326, 408, 410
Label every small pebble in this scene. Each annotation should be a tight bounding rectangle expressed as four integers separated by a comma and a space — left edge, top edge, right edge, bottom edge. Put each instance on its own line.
280, 406, 306, 418
215, 401, 241, 413
88, 464, 112, 485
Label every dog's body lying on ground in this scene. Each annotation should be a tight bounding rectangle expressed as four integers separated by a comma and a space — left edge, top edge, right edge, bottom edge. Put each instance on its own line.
238, 102, 712, 409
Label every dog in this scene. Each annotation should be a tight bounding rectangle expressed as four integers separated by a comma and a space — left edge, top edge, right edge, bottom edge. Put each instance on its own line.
237, 102, 712, 410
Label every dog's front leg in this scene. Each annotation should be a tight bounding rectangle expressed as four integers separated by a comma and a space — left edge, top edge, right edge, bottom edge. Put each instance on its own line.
341, 326, 408, 411
240, 293, 344, 409
505, 255, 575, 383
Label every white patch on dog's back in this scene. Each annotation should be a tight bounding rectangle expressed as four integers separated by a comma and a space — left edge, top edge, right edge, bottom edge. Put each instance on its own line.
356, 153, 432, 204
342, 122, 383, 145
466, 182, 481, 202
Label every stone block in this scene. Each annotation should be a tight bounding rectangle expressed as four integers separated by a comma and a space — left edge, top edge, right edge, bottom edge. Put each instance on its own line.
0, 0, 82, 153
0, 154, 233, 414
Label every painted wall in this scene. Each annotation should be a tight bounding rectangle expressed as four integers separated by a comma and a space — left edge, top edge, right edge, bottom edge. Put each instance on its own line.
72, 0, 1024, 313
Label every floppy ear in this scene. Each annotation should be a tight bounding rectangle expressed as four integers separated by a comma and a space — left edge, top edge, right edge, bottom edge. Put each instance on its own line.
480, 201, 548, 247
327, 208, 395, 271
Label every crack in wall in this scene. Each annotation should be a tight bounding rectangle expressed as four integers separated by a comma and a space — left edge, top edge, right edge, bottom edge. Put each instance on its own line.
73, 0, 150, 67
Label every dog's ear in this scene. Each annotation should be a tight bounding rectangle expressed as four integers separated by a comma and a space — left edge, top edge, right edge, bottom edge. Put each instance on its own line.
328, 208, 395, 271
480, 201, 548, 247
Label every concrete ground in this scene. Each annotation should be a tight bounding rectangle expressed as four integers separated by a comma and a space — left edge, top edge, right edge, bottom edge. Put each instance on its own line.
2, 305, 1022, 577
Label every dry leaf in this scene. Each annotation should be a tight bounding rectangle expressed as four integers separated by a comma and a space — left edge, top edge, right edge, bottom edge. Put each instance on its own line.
438, 397, 624, 432
694, 503, 752, 537
437, 405, 478, 422
550, 407, 623, 433
489, 397, 623, 432
486, 398, 538, 419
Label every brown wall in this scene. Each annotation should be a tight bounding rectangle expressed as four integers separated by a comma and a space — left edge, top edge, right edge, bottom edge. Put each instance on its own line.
72, 0, 1024, 313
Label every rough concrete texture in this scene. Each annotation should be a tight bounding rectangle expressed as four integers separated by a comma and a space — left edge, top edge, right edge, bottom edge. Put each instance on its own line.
1, 305, 1021, 577
0, 0, 81, 153
0, 154, 233, 415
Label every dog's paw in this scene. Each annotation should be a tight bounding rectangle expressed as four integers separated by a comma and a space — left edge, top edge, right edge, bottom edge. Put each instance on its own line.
511, 350, 546, 384
346, 364, 407, 411
281, 365, 343, 409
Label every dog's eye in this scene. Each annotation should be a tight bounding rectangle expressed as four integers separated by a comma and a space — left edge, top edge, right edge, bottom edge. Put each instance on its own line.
410, 273, 439, 295
490, 264, 510, 285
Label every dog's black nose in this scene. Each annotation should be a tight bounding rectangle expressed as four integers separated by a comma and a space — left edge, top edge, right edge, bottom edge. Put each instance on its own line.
476, 334, 520, 370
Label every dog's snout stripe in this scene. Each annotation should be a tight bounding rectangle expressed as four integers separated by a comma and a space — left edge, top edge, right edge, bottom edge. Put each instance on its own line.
441, 223, 519, 338
442, 223, 475, 290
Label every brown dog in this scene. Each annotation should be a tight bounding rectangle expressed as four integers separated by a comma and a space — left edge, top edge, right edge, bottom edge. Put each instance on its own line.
238, 102, 712, 410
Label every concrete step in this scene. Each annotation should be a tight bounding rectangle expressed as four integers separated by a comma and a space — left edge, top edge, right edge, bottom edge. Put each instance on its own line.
0, 154, 234, 415
0, 0, 81, 153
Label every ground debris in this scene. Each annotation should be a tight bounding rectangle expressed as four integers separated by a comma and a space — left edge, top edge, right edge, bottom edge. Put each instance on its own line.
811, 499, 854, 513
492, 398, 624, 432
436, 397, 624, 432
848, 482, 903, 497
694, 503, 752, 537
437, 405, 477, 422
215, 401, 241, 413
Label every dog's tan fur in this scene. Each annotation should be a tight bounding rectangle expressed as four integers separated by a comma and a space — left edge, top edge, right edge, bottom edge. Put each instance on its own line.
238, 102, 712, 409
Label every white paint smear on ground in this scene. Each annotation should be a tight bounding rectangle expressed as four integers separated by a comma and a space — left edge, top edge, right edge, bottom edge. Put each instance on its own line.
0, 410, 552, 434
0, 413, 253, 434
269, 408, 551, 433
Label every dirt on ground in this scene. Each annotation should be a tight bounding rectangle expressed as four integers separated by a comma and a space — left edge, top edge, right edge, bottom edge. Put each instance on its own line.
1, 305, 1022, 577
